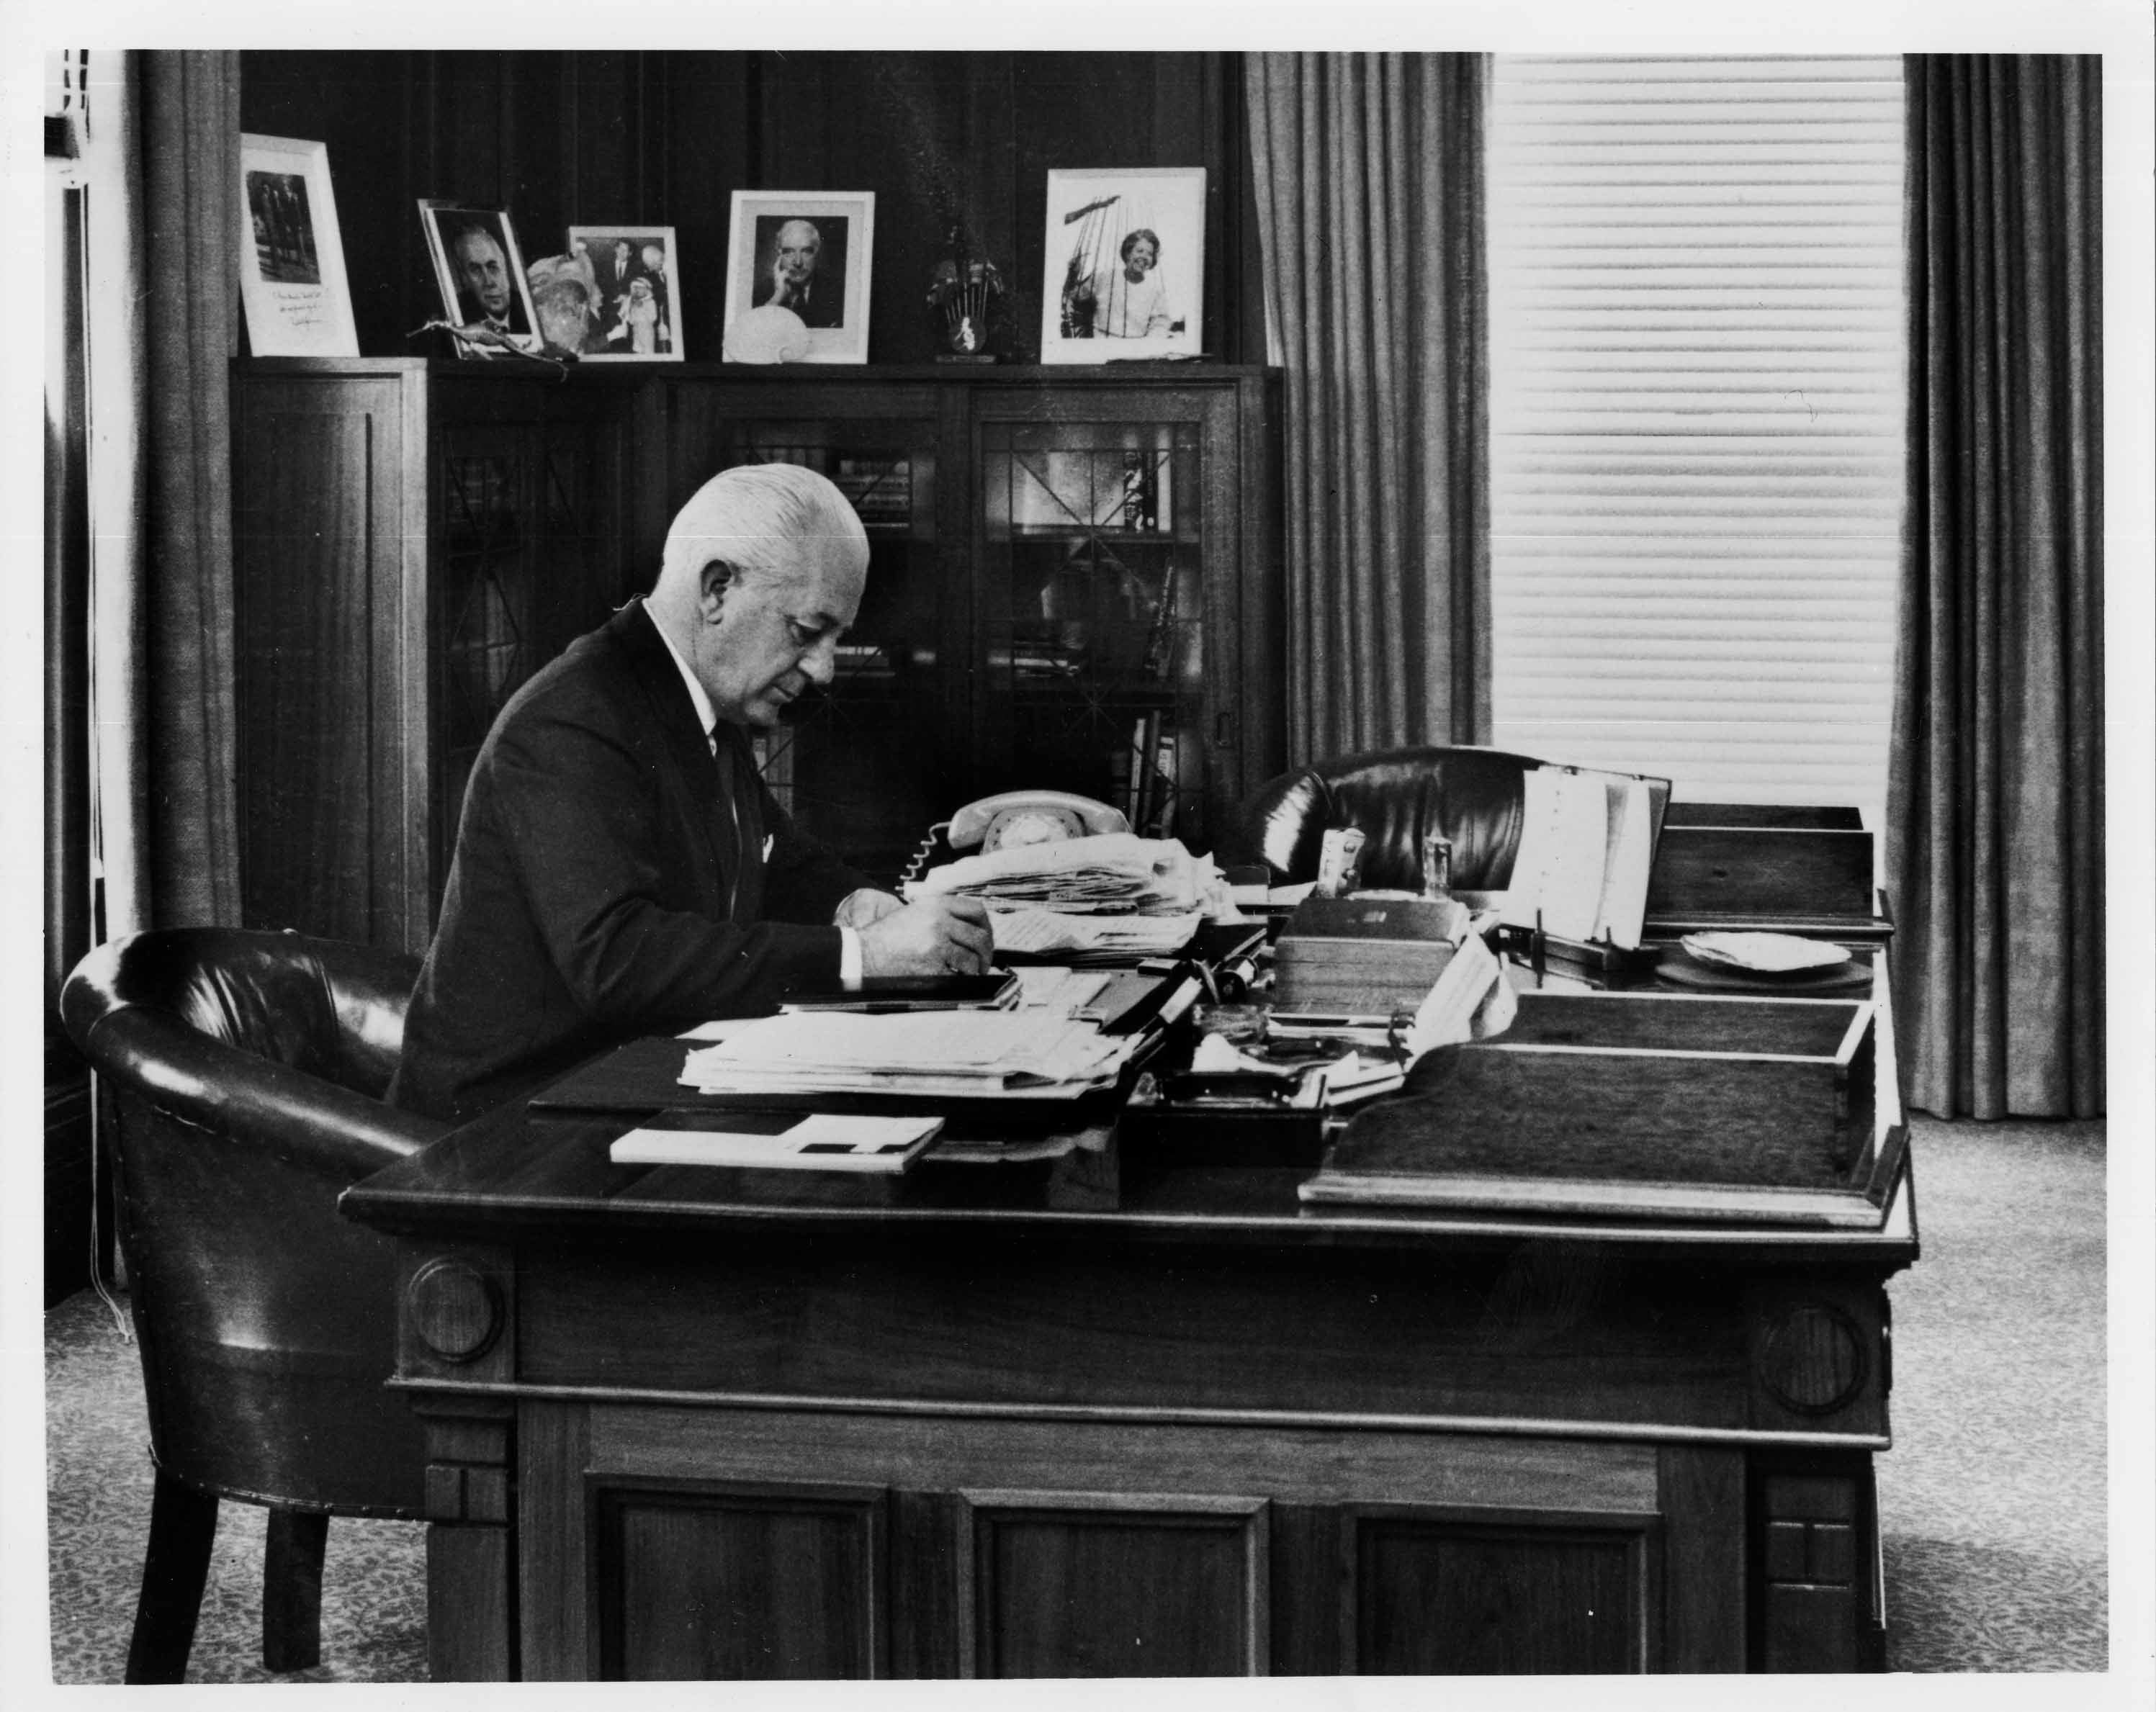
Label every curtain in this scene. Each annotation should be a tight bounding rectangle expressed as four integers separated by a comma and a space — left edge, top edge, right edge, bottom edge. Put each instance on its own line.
89, 50, 243, 937
1244, 54, 1489, 765
1889, 55, 2103, 1119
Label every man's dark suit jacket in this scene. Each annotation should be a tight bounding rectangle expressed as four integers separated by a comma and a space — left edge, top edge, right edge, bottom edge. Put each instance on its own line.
390, 598, 869, 1125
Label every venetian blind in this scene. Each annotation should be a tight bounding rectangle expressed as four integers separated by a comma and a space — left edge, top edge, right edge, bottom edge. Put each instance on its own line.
1487, 55, 1905, 813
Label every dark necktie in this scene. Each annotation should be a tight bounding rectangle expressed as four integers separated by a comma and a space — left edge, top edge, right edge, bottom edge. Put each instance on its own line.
708, 724, 743, 919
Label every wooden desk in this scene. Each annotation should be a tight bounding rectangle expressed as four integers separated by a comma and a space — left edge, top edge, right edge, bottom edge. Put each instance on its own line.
343, 1011, 1917, 1682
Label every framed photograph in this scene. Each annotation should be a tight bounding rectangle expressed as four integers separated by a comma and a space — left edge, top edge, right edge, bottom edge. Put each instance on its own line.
418, 200, 539, 350
562, 225, 681, 361
1040, 168, 1205, 365
723, 192, 874, 364
237, 134, 358, 356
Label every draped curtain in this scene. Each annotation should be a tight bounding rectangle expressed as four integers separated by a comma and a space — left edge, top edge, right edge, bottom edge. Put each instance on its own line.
89, 50, 243, 937
1889, 55, 2103, 1119
1244, 54, 1489, 764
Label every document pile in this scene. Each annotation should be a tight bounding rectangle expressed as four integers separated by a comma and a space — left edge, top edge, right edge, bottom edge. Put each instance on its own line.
904, 832, 1208, 963
680, 1006, 1144, 1101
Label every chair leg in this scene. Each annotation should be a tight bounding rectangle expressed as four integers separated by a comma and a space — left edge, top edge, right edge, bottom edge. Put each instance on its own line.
124, 1469, 219, 1684
261, 1508, 331, 1672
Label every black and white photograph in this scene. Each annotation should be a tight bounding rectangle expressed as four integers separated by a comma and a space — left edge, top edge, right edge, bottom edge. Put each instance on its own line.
1041, 166, 1205, 363
565, 225, 681, 360
417, 199, 537, 346
724, 189, 873, 363
17, 20, 2154, 1707
246, 171, 315, 281
235, 132, 356, 356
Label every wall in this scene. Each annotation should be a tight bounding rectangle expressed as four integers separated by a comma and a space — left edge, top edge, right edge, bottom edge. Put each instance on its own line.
240, 50, 1266, 366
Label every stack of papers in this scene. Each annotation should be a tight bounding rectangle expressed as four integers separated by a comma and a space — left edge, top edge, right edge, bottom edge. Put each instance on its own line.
906, 833, 1209, 961
680, 1007, 1143, 1100
992, 908, 1201, 962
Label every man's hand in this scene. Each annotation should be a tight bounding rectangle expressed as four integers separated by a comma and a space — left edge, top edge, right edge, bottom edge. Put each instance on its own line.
858, 896, 994, 978
832, 888, 906, 931
770, 259, 802, 308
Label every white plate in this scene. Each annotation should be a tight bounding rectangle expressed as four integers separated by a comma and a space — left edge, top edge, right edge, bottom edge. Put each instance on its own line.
1681, 931, 1850, 974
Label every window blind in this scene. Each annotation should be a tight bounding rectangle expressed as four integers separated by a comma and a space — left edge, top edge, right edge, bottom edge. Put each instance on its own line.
1488, 55, 1905, 814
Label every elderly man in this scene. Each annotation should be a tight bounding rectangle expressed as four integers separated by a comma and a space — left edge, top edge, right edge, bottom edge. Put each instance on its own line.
449, 222, 524, 335
390, 463, 992, 1124
755, 217, 843, 328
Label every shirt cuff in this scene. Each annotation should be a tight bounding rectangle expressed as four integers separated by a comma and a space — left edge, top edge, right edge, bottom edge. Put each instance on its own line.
837, 926, 863, 989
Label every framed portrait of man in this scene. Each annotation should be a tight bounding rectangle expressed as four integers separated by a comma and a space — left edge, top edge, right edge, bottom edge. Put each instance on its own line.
237, 134, 358, 356
564, 225, 682, 361
722, 192, 874, 364
1040, 167, 1206, 365
418, 201, 540, 353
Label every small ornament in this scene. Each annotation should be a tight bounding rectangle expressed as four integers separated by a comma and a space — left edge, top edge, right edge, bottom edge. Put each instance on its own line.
927, 227, 1005, 361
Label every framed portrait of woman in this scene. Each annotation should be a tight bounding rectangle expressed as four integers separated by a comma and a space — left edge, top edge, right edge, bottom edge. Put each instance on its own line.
1040, 168, 1205, 364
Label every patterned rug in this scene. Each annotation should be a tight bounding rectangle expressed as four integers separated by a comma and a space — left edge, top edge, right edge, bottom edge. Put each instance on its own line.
42, 1114, 2107, 1681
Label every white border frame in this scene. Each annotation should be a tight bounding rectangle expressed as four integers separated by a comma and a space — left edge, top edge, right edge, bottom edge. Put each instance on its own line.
236, 133, 357, 358
1040, 166, 1205, 365
565, 224, 683, 362
418, 198, 541, 353
723, 191, 874, 365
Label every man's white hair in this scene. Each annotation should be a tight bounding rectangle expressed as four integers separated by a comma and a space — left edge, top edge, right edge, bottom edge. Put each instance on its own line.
657, 462, 868, 595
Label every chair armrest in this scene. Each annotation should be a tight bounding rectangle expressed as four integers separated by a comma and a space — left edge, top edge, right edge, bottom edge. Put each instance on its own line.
79, 1007, 449, 1184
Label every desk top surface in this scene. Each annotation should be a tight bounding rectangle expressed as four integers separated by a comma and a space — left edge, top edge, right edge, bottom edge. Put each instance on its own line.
348, 947, 1913, 1269
343, 1064, 1918, 1271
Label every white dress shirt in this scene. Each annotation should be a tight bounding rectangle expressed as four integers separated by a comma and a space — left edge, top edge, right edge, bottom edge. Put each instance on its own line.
652, 616, 863, 986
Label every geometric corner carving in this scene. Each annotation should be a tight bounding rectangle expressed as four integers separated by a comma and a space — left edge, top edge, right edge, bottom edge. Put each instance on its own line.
1757, 1302, 1867, 1415
408, 1256, 503, 1363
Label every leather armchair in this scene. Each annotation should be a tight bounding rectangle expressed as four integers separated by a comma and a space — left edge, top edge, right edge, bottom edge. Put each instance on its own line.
1233, 746, 1545, 893
58, 927, 447, 1683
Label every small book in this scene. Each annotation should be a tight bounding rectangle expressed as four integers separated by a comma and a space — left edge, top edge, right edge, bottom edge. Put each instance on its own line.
610, 1112, 945, 1173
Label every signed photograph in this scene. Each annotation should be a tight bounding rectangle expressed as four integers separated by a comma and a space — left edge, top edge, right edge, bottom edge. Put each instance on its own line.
236, 134, 356, 356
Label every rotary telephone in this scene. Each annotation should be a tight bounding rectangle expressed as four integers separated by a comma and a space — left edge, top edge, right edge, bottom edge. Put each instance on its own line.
899, 790, 1131, 893
946, 790, 1129, 853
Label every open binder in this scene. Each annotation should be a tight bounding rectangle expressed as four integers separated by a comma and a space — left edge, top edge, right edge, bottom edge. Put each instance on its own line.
1494, 762, 1671, 976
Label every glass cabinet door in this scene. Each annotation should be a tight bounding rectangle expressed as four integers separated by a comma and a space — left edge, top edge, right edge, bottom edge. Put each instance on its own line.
978, 410, 1211, 846
667, 398, 943, 883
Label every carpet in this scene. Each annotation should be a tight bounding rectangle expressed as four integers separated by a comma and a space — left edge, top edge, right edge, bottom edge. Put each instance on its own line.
40, 1114, 2108, 1680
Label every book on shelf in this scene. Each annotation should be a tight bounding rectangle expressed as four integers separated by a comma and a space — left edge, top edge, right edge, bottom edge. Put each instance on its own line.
832, 456, 910, 521
1126, 711, 1157, 828
1150, 726, 1178, 838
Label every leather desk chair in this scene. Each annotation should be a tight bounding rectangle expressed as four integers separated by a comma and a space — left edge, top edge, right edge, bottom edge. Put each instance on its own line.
1234, 745, 1545, 893
59, 928, 447, 1682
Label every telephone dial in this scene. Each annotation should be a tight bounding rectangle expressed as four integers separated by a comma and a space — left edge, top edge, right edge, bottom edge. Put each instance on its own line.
945, 790, 1129, 854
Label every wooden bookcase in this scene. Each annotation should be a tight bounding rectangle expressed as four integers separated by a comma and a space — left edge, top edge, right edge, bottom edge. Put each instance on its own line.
231, 359, 1283, 952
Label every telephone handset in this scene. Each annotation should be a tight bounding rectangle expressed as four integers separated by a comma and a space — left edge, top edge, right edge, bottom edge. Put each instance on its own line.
946, 790, 1129, 854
